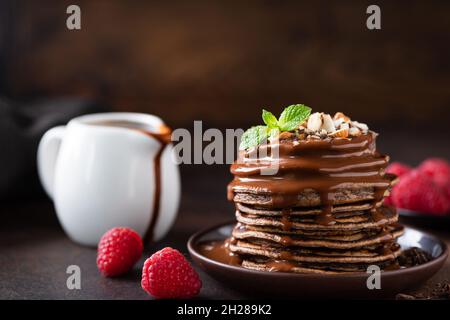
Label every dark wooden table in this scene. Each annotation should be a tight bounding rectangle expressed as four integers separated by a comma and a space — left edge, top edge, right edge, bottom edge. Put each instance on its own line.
0, 131, 449, 300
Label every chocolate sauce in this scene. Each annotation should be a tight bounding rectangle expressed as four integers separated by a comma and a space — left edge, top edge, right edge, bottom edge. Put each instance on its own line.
141, 126, 172, 243
279, 250, 294, 260
280, 208, 293, 231
198, 238, 298, 272
266, 259, 296, 272
228, 132, 392, 226
384, 262, 401, 271
88, 119, 172, 243
280, 235, 293, 246
198, 239, 242, 266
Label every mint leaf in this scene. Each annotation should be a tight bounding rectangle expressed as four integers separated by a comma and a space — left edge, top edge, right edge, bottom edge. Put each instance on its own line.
269, 127, 280, 138
240, 104, 312, 149
239, 125, 269, 150
277, 104, 311, 131
262, 109, 278, 128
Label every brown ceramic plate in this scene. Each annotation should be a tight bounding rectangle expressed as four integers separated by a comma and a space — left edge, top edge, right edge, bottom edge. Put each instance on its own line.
399, 208, 450, 221
188, 222, 448, 299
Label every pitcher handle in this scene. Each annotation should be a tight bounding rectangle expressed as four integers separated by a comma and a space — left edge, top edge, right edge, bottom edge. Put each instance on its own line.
37, 126, 66, 199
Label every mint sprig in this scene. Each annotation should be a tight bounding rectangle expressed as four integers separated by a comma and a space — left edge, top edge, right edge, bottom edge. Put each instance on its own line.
239, 125, 269, 150
277, 104, 311, 131
239, 104, 311, 150
262, 109, 278, 128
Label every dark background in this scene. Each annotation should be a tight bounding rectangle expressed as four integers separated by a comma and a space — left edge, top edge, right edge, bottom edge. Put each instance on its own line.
0, 0, 449, 299
1, 0, 449, 184
1, 0, 450, 130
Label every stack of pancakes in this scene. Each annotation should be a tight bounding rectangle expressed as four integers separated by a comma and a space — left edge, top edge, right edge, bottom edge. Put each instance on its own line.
227, 130, 404, 274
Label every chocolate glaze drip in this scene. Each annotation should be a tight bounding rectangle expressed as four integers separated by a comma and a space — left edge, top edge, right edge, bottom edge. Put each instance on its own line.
88, 119, 171, 244
281, 208, 293, 231
141, 125, 172, 243
228, 132, 391, 226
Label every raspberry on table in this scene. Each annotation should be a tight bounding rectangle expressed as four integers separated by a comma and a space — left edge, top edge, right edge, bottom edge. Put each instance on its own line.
141, 247, 202, 299
97, 227, 143, 277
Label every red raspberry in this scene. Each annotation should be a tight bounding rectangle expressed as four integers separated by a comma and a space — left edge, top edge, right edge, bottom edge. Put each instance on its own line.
97, 227, 143, 277
384, 162, 412, 205
419, 158, 450, 188
141, 247, 202, 299
392, 170, 450, 215
386, 162, 412, 178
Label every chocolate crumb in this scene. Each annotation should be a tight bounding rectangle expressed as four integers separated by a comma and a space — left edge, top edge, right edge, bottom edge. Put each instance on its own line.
431, 281, 450, 299
395, 293, 417, 300
396, 281, 450, 300
397, 247, 433, 267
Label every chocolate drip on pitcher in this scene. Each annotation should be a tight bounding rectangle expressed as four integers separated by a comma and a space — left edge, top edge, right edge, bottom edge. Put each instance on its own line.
140, 125, 172, 244
88, 119, 172, 244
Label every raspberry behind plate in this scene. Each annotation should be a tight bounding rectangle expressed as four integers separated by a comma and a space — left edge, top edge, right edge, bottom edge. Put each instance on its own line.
392, 170, 450, 215
386, 162, 413, 177
419, 158, 450, 189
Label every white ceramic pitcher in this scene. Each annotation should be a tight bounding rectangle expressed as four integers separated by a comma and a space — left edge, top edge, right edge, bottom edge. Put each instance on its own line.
37, 112, 180, 246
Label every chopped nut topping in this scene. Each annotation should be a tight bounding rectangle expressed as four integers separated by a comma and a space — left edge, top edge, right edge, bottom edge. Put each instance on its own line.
329, 127, 349, 138
334, 112, 351, 123
349, 127, 361, 137
278, 131, 294, 140
321, 114, 336, 133
307, 112, 322, 131
296, 111, 369, 141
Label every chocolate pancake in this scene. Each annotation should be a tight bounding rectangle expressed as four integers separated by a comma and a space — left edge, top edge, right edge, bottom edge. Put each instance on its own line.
240, 224, 382, 240
236, 210, 373, 225
242, 259, 340, 274
235, 206, 398, 231
236, 202, 375, 216
232, 185, 392, 208
235, 239, 390, 257
232, 223, 405, 249
229, 240, 402, 264
241, 257, 398, 273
